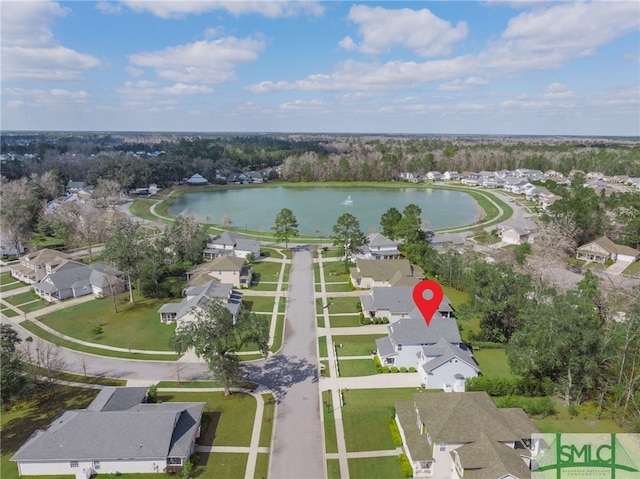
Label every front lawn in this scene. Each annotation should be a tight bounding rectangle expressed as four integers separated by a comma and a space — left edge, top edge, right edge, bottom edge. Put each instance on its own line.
332, 334, 385, 357
36, 292, 179, 351
622, 260, 640, 277
348, 456, 404, 479
323, 296, 361, 315
341, 388, 421, 452
325, 282, 353, 293
338, 359, 376, 377
242, 296, 276, 313
328, 315, 361, 328
3, 290, 39, 306
322, 390, 338, 453
323, 262, 350, 281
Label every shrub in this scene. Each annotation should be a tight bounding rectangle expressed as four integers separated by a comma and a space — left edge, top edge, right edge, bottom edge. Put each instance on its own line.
382, 367, 390, 373
382, 317, 389, 324
373, 356, 382, 368
376, 367, 384, 373
409, 367, 417, 373
400, 367, 408, 373
388, 418, 403, 446
568, 403, 579, 417
390, 367, 399, 373
398, 454, 414, 478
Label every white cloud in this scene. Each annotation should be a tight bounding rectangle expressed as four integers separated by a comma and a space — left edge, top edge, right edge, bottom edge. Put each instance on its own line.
0, 1, 101, 82
122, 1, 323, 19
95, 2, 123, 14
590, 84, 640, 108
279, 99, 326, 110
116, 81, 213, 97
439, 76, 488, 91
339, 5, 468, 57
541, 82, 575, 99
1, 87, 90, 107
129, 37, 265, 83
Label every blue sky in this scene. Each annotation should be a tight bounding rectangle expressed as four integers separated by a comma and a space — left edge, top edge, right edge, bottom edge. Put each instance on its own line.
1, 1, 639, 136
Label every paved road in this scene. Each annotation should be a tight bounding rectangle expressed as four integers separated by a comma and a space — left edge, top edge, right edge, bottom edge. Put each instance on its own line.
244, 246, 325, 479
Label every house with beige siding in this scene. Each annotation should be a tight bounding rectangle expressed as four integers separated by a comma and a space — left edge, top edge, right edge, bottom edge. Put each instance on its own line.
186, 255, 252, 288
10, 249, 81, 284
350, 259, 424, 289
576, 236, 640, 263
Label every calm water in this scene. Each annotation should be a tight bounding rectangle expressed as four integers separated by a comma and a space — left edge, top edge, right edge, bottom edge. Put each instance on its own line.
168, 186, 482, 235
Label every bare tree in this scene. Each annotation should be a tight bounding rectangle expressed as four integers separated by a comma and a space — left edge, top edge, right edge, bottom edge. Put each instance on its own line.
527, 218, 578, 291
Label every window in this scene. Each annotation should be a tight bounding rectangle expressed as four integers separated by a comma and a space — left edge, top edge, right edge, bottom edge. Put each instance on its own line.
93, 461, 101, 470
70, 461, 79, 468
439, 442, 446, 451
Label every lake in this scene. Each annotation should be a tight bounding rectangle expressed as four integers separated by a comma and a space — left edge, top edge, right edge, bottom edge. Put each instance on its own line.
168, 186, 483, 235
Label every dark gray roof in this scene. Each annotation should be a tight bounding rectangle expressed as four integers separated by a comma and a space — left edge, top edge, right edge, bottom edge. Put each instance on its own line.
364, 287, 453, 318
87, 387, 148, 412
367, 233, 398, 248
159, 279, 241, 319
388, 316, 462, 345
208, 231, 258, 252
34, 264, 122, 293
375, 336, 397, 358
12, 403, 204, 461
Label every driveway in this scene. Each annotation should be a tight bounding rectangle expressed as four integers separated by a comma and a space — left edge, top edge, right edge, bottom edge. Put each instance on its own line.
605, 260, 631, 276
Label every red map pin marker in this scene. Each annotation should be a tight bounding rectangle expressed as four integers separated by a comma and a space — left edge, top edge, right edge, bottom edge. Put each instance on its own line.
412, 279, 444, 327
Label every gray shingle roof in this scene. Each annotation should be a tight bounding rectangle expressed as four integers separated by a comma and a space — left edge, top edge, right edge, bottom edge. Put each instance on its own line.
87, 387, 148, 412
363, 287, 454, 318
388, 316, 462, 345
420, 338, 479, 373
12, 388, 205, 462
158, 279, 241, 319
34, 264, 122, 293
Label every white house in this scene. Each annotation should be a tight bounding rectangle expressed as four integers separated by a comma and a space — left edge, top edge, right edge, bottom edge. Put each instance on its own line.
12, 387, 205, 476
203, 231, 260, 260
158, 279, 242, 328
576, 236, 640, 264
360, 233, 401, 260
395, 392, 538, 478
443, 171, 459, 181
375, 316, 478, 389
33, 264, 125, 301
426, 171, 443, 181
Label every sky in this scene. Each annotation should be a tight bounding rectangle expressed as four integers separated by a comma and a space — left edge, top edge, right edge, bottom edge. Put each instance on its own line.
1, 0, 639, 136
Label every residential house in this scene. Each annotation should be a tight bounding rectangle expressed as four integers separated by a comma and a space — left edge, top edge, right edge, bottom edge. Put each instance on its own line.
576, 236, 640, 264
426, 171, 443, 181
361, 286, 455, 322
537, 192, 562, 210
460, 174, 482, 186
158, 279, 242, 328
246, 171, 265, 183
497, 218, 538, 245
350, 259, 424, 289
33, 264, 125, 302
375, 317, 479, 389
395, 391, 538, 478
443, 171, 459, 181
186, 173, 208, 186
227, 172, 251, 184
9, 249, 81, 284
203, 231, 260, 260
360, 233, 401, 260
186, 255, 252, 288
12, 387, 204, 476
429, 233, 466, 251
66, 180, 87, 193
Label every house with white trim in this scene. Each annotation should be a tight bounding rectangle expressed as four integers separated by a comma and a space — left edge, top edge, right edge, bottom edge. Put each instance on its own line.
33, 264, 125, 301
158, 279, 242, 328
443, 171, 459, 181
9, 249, 81, 284
360, 233, 401, 260
12, 387, 205, 476
203, 231, 260, 260
361, 286, 455, 322
395, 391, 538, 478
576, 236, 640, 264
186, 255, 252, 288
350, 260, 424, 289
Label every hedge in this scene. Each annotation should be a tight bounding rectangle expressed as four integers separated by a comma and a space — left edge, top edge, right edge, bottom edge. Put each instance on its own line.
398, 454, 414, 478
465, 375, 554, 397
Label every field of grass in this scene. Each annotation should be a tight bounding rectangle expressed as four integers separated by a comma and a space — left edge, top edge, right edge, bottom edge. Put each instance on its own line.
253, 453, 269, 479
328, 315, 361, 328
323, 262, 350, 281
269, 314, 286, 353
473, 348, 515, 378
324, 297, 361, 315
325, 282, 353, 293
348, 456, 404, 479
322, 390, 338, 453
0, 274, 24, 292
21, 320, 180, 361
259, 394, 276, 448
440, 285, 468, 308
332, 334, 385, 357
338, 359, 376, 377
197, 452, 247, 479
623, 260, 640, 277
3, 290, 40, 306
242, 295, 276, 313
318, 336, 328, 357
36, 292, 178, 351
533, 398, 623, 434
341, 388, 422, 452
458, 316, 481, 343
0, 308, 19, 318
326, 459, 341, 479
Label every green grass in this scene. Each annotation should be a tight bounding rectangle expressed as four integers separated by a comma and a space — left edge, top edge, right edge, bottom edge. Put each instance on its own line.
259, 393, 276, 447
622, 260, 640, 277
318, 336, 328, 357
324, 296, 361, 315
27, 365, 126, 386
320, 248, 344, 259
250, 281, 279, 292
457, 316, 481, 343
0, 308, 19, 318
323, 262, 350, 281
322, 390, 338, 453
332, 335, 384, 357
251, 260, 284, 277
269, 314, 286, 353
160, 391, 256, 447
253, 453, 269, 479
19, 300, 51, 313
36, 292, 178, 351
473, 348, 515, 378
0, 280, 24, 292
20, 320, 180, 361
533, 398, 623, 434
348, 456, 404, 479
128, 198, 162, 223
3, 290, 39, 306
320, 360, 330, 377
0, 272, 17, 285
440, 285, 468, 309
325, 282, 353, 293
197, 452, 247, 479
243, 295, 276, 313
1, 385, 101, 479
317, 315, 325, 328
329, 315, 361, 328
338, 359, 376, 377
327, 459, 341, 479
341, 388, 423, 452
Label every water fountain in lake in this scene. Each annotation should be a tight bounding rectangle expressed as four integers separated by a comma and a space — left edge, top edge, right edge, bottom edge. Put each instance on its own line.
342, 195, 353, 205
